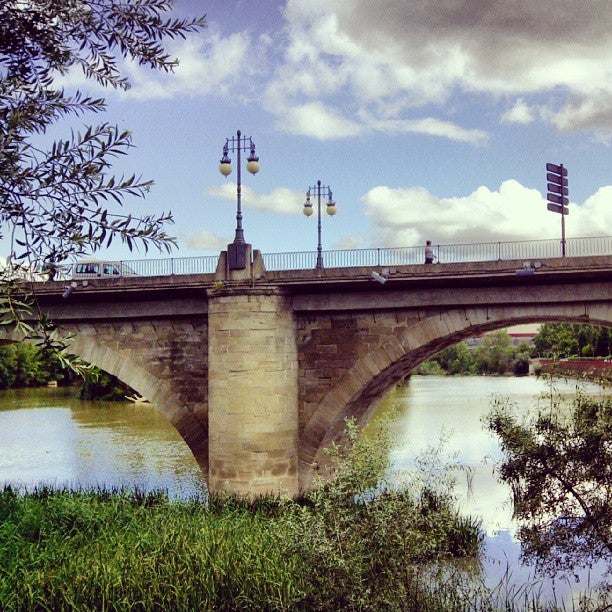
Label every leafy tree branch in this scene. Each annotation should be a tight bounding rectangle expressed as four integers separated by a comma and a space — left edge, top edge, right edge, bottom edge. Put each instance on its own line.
486, 391, 611, 578
0, 0, 206, 349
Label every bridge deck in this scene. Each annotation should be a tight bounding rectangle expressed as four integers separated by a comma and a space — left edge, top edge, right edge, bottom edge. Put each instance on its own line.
31, 254, 612, 292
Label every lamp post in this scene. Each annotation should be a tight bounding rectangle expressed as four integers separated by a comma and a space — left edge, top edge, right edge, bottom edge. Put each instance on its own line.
303, 180, 336, 269
219, 130, 260, 269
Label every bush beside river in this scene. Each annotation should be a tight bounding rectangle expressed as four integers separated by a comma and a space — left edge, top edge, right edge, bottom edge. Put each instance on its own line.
0, 343, 135, 400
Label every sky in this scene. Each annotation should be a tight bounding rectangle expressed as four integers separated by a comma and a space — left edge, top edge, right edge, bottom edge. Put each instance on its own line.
36, 0, 612, 261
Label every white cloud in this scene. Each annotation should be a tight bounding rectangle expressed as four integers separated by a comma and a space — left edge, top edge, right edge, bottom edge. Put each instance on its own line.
206, 183, 304, 215
182, 230, 228, 251
55, 1, 612, 141
574, 186, 612, 235
264, 0, 612, 139
58, 0, 612, 144
552, 90, 612, 135
501, 99, 535, 125
277, 102, 363, 139
362, 180, 612, 247
332, 235, 367, 250
363, 115, 488, 145
121, 31, 254, 100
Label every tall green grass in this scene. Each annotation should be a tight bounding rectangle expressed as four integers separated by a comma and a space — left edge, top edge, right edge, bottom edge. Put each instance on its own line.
3, 486, 606, 610
0, 484, 488, 611
0, 486, 304, 610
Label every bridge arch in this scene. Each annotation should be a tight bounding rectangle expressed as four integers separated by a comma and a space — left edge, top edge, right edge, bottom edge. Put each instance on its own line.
0, 321, 210, 480
298, 303, 611, 490
67, 325, 210, 478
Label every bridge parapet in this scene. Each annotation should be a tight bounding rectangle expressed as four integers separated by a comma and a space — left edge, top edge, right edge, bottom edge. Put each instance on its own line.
29, 253, 612, 302
39, 235, 611, 278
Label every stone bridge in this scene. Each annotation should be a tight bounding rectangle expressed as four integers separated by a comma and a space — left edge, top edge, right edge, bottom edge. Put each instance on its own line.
6, 249, 611, 496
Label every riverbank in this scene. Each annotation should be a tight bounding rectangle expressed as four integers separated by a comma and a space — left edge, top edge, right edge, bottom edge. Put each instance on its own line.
2, 379, 609, 609
0, 482, 486, 610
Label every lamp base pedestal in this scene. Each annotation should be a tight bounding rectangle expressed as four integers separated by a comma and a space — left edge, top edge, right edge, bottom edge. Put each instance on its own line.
228, 242, 248, 270
214, 244, 267, 283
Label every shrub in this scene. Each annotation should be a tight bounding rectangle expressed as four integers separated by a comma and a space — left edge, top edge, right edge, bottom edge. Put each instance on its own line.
274, 417, 484, 609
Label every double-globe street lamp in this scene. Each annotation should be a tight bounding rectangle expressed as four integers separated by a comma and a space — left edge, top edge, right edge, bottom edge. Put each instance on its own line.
219, 130, 260, 269
303, 180, 336, 269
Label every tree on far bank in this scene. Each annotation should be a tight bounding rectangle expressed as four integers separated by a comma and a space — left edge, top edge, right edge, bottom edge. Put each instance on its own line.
533, 324, 611, 359
471, 330, 514, 375
415, 330, 520, 376
0, 0, 206, 341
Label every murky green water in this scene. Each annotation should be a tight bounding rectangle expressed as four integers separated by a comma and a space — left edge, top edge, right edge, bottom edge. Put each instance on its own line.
0, 376, 608, 601
0, 387, 207, 499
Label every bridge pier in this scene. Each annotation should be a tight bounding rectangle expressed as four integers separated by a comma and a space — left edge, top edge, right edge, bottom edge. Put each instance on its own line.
207, 288, 299, 497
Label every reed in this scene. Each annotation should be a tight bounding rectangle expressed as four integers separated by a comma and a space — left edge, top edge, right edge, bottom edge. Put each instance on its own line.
0, 486, 303, 610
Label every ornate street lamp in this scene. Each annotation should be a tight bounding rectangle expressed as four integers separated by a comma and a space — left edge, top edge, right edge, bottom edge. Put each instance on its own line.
219, 130, 260, 269
303, 180, 336, 269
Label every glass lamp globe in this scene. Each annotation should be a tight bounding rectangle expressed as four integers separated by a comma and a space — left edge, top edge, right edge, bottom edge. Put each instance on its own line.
303, 205, 314, 217
246, 159, 260, 174
219, 162, 232, 176
326, 202, 337, 216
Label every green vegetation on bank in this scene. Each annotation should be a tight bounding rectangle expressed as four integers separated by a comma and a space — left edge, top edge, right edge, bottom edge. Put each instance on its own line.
415, 330, 531, 376
416, 325, 611, 377
0, 343, 66, 389
534, 324, 610, 359
0, 343, 133, 400
0, 417, 489, 610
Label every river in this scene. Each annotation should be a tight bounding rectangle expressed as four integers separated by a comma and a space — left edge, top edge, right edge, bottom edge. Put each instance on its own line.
0, 376, 608, 603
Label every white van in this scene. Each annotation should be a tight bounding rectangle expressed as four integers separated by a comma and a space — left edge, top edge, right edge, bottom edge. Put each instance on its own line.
71, 261, 138, 279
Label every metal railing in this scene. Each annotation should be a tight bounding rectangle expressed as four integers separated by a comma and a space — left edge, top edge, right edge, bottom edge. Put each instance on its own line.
52, 236, 610, 278
116, 255, 221, 276
262, 236, 612, 271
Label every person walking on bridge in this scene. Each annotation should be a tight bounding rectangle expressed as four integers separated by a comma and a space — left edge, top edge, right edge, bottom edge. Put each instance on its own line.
424, 240, 436, 264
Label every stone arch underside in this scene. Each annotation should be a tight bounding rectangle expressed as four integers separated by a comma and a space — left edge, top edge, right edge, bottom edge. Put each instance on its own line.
298, 302, 611, 490
0, 319, 211, 481
66, 322, 210, 479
